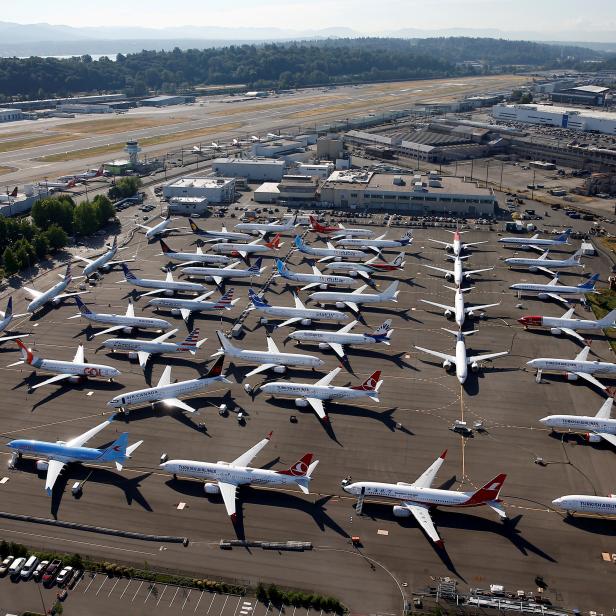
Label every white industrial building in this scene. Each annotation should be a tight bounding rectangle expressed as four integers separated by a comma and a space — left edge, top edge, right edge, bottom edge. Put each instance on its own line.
168, 197, 209, 215
0, 108, 24, 123
0, 185, 50, 217
293, 163, 334, 179
492, 104, 616, 135
254, 183, 281, 203
251, 139, 305, 157
212, 158, 286, 181
163, 176, 236, 203
56, 103, 113, 114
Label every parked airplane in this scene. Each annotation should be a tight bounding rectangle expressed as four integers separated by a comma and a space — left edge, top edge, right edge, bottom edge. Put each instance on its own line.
420, 286, 500, 328
428, 229, 488, 256
540, 397, 616, 448
294, 235, 367, 263
423, 256, 493, 287
73, 236, 134, 278
0, 297, 28, 343
160, 432, 319, 523
159, 239, 231, 266
188, 218, 252, 242
499, 228, 572, 250
137, 212, 175, 240
519, 307, 616, 345
527, 346, 616, 391
7, 416, 142, 495
308, 281, 399, 313
182, 258, 266, 287
324, 252, 406, 281
258, 367, 383, 423
10, 338, 120, 391
510, 273, 600, 305
342, 451, 507, 547
309, 215, 374, 238
24, 263, 86, 314
70, 296, 172, 338
210, 234, 282, 259
38, 179, 76, 192
148, 288, 240, 322
101, 328, 206, 370
121, 263, 206, 296
288, 320, 393, 359
504, 249, 584, 275
214, 331, 323, 377
552, 494, 616, 516
235, 214, 298, 235
107, 355, 229, 414
415, 329, 508, 384
274, 259, 355, 291
73, 166, 104, 182
335, 230, 413, 252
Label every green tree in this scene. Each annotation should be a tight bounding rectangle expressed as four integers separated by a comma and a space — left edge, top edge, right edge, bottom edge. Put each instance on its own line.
31, 197, 75, 233
32, 233, 50, 259
73, 201, 99, 236
92, 194, 116, 225
14, 243, 32, 270
108, 177, 141, 201
43, 224, 69, 251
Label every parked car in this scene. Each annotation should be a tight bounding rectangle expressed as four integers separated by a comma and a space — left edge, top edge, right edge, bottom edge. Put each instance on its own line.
20, 555, 40, 580
8, 557, 26, 578
0, 556, 14, 576
42, 559, 62, 586
56, 566, 74, 588
33, 560, 49, 582
69, 568, 84, 589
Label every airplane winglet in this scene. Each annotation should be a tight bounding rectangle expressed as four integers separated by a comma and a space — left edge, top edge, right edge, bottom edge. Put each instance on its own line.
435, 539, 445, 549
440, 449, 448, 459
266, 431, 273, 440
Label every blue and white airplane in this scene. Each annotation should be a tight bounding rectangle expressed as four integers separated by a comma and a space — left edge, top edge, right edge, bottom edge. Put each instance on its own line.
120, 263, 206, 297
182, 258, 266, 287
0, 296, 29, 343
274, 259, 355, 291
294, 235, 367, 263
499, 228, 572, 251
24, 263, 86, 314
7, 416, 143, 495
510, 273, 600, 305
73, 237, 134, 278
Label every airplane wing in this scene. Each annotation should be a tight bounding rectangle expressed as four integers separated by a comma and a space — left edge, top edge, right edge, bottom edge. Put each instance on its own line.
125, 302, 135, 318
466, 268, 494, 276
560, 327, 587, 344
180, 308, 192, 322
403, 502, 442, 544
0, 334, 28, 343
575, 371, 606, 391
162, 397, 197, 413
575, 346, 591, 362
337, 321, 357, 335
45, 459, 66, 496
537, 267, 557, 278
107, 258, 135, 266
546, 292, 569, 306
231, 435, 271, 467
413, 453, 446, 488
466, 302, 500, 313
596, 432, 616, 448
467, 351, 509, 364
414, 346, 455, 364
73, 345, 85, 364
423, 265, 452, 275
328, 342, 345, 359
138, 351, 150, 370
266, 337, 279, 354
23, 287, 43, 299
153, 329, 178, 343
66, 417, 114, 447
344, 301, 360, 313
139, 288, 167, 297
212, 276, 224, 287
357, 270, 371, 281
156, 365, 172, 387
300, 282, 321, 291
315, 367, 341, 387
30, 373, 73, 390
465, 241, 489, 247
293, 294, 305, 310
245, 363, 277, 377
277, 317, 302, 328
91, 325, 125, 337
420, 299, 454, 312
428, 239, 449, 247
218, 481, 238, 520
135, 223, 152, 231
73, 255, 93, 265
317, 256, 335, 263
306, 397, 327, 421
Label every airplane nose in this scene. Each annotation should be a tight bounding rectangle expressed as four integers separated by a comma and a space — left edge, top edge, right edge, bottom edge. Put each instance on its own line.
526, 360, 536, 367
552, 497, 563, 506
539, 417, 549, 424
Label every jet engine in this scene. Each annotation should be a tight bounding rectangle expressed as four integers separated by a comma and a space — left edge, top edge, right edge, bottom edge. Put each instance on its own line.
392, 505, 411, 518
585, 433, 601, 443
318, 343, 329, 350
164, 289, 174, 296
36, 460, 49, 472
68, 375, 81, 383
204, 483, 220, 494
52, 297, 63, 305
300, 318, 311, 326
335, 302, 345, 309
471, 362, 480, 372
295, 398, 309, 408
122, 327, 133, 334
445, 274, 454, 282
273, 365, 286, 374
128, 351, 138, 360
550, 328, 562, 336
319, 284, 327, 290
537, 293, 549, 300
443, 360, 453, 371
566, 372, 579, 381
467, 310, 475, 318
171, 309, 181, 317
445, 245, 453, 253
334, 257, 342, 262
444, 309, 453, 319
529, 266, 539, 273
349, 271, 358, 277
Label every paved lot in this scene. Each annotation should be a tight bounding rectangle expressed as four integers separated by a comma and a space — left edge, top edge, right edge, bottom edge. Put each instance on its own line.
0, 207, 615, 614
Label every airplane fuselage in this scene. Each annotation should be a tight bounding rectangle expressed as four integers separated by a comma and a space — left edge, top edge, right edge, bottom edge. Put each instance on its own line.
336, 238, 410, 249
510, 283, 591, 296
8, 440, 106, 464
212, 243, 270, 255
182, 266, 260, 280
224, 348, 323, 369
505, 256, 581, 270
102, 339, 189, 354
344, 481, 474, 507
128, 278, 206, 293
148, 297, 228, 311
165, 251, 230, 264
252, 304, 348, 322
541, 414, 616, 434
145, 219, 171, 240
300, 245, 366, 259
107, 377, 215, 408
280, 271, 354, 286
80, 312, 171, 330
27, 278, 70, 313
260, 381, 376, 402
309, 289, 390, 305
528, 358, 616, 375
290, 330, 383, 346
32, 358, 119, 379
553, 495, 616, 515
83, 247, 117, 277
519, 315, 606, 331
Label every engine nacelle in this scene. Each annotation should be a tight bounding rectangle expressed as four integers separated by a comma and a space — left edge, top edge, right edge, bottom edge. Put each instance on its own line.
467, 310, 475, 318
52, 297, 62, 305
334, 257, 342, 262
68, 375, 81, 383
171, 309, 181, 317
204, 276, 213, 282
585, 433, 602, 443
537, 293, 549, 300
529, 266, 539, 273
36, 459, 49, 472
445, 246, 453, 253
318, 342, 329, 350
319, 283, 328, 290
471, 362, 480, 373
128, 351, 138, 360
335, 302, 345, 309
444, 309, 453, 320
122, 327, 133, 334
443, 360, 453, 371
295, 398, 309, 408
300, 318, 311, 326
102, 265, 111, 272
445, 274, 454, 282
204, 483, 220, 494
566, 372, 579, 381
550, 328, 562, 336
164, 289, 174, 296
273, 365, 286, 374
349, 271, 358, 277
393, 505, 412, 518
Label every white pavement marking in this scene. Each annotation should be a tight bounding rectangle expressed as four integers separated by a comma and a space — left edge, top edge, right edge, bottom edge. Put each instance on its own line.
83, 573, 97, 594
72, 572, 85, 591
292, 606, 297, 616
108, 577, 120, 597
169, 585, 181, 607
156, 584, 168, 606
220, 594, 229, 616
132, 580, 144, 602
194, 590, 204, 612
119, 579, 132, 599
206, 592, 218, 614
232, 596, 242, 616
182, 589, 192, 610
144, 583, 156, 603
96, 575, 108, 595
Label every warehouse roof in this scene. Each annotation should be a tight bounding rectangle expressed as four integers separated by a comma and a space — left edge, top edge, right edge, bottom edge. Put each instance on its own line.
366, 173, 493, 197
213, 157, 285, 166
569, 85, 610, 94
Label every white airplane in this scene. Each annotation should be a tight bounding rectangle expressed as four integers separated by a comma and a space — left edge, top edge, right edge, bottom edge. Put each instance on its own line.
552, 494, 616, 516
258, 367, 383, 424
288, 320, 393, 359
213, 331, 323, 377
101, 328, 206, 370
182, 258, 265, 287
38, 179, 76, 192
209, 234, 282, 259
10, 338, 120, 391
335, 230, 413, 252
73, 236, 134, 278
309, 215, 374, 239
120, 263, 206, 296
148, 288, 240, 322
428, 229, 488, 256
325, 252, 406, 281
527, 346, 616, 392
160, 433, 319, 524
342, 452, 507, 547
274, 259, 355, 291
540, 397, 616, 448
107, 356, 229, 414
518, 308, 616, 345
308, 281, 399, 313
159, 239, 231, 266
504, 249, 584, 276
24, 263, 86, 314
7, 416, 142, 496
137, 212, 175, 240
294, 235, 367, 263
510, 273, 599, 305
69, 296, 172, 338
0, 296, 29, 343
420, 286, 500, 328
247, 289, 347, 327
423, 256, 493, 287
415, 329, 508, 384
73, 166, 104, 182
234, 214, 298, 236
189, 218, 252, 242
499, 228, 572, 250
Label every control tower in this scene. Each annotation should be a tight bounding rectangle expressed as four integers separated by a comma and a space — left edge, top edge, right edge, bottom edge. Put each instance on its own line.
125, 140, 141, 166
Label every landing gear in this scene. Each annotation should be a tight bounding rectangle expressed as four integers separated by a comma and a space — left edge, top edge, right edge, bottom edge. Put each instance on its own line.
535, 369, 543, 384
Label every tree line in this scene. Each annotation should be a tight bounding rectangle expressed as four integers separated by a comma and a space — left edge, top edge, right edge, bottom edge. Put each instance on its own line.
0, 37, 603, 101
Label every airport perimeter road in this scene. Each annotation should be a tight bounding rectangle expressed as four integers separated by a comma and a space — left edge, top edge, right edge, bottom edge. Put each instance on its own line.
0, 74, 528, 184
1, 209, 616, 613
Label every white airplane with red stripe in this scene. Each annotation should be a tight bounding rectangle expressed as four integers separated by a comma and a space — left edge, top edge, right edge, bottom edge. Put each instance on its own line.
343, 451, 507, 547
160, 432, 319, 524
429, 229, 488, 256
10, 339, 120, 391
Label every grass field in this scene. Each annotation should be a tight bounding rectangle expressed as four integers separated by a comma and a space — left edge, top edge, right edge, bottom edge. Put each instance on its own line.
587, 289, 616, 351
0, 132, 76, 154
0, 166, 17, 176
58, 116, 189, 135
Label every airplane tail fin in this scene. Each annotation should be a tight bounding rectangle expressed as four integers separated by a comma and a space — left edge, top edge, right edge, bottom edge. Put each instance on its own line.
122, 263, 138, 281
309, 215, 321, 231
75, 296, 93, 315
381, 280, 399, 300
556, 228, 573, 241
214, 288, 236, 309
248, 288, 269, 308
216, 330, 235, 354
188, 218, 202, 234
14, 338, 35, 365
178, 328, 201, 352
248, 257, 263, 275
275, 258, 288, 276
598, 309, 616, 327
64, 262, 72, 283
391, 252, 405, 267
465, 474, 507, 505
276, 453, 314, 477
401, 230, 413, 243
571, 248, 583, 262
9, 186, 18, 197
578, 273, 599, 289
373, 320, 393, 341
203, 355, 227, 380
294, 235, 304, 250
159, 239, 173, 255
100, 433, 129, 462
4, 296, 12, 319
351, 370, 381, 391
265, 233, 282, 249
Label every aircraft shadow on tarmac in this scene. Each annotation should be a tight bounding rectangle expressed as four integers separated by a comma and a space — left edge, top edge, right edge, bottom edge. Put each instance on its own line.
164, 478, 350, 542
520, 328, 606, 348
562, 514, 616, 536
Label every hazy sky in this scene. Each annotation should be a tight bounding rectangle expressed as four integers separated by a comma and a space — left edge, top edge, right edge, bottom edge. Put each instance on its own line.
5, 0, 616, 33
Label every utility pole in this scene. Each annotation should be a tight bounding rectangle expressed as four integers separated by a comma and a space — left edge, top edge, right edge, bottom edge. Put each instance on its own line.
485, 160, 490, 188
499, 161, 504, 191
470, 158, 474, 182
531, 168, 536, 201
